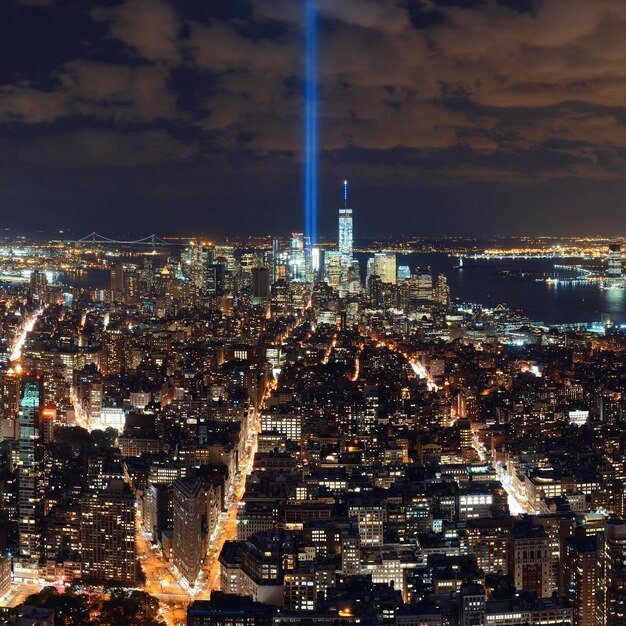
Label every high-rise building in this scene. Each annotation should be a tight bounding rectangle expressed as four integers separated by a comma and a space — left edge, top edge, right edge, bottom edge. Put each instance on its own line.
508, 523, 551, 598
435, 274, 451, 305
411, 272, 434, 301
207, 263, 225, 296
564, 527, 597, 626
15, 375, 44, 582
289, 233, 306, 282
608, 243, 623, 279
100, 326, 125, 376
110, 262, 125, 297
339, 180, 353, 271
367, 253, 396, 286
186, 241, 212, 291
597, 519, 626, 626
1, 367, 21, 423
172, 478, 206, 588
252, 267, 270, 301
29, 270, 47, 305
80, 477, 137, 584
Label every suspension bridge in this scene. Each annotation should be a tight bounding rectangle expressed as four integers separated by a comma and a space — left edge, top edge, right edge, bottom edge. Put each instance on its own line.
74, 232, 170, 246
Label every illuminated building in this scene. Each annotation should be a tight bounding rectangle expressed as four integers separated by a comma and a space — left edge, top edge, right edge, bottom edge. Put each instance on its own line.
339, 180, 353, 271
0, 554, 11, 599
348, 499, 384, 547
367, 252, 396, 286
214, 243, 237, 273
218, 532, 287, 606
434, 274, 450, 305
261, 411, 302, 441
207, 263, 225, 296
15, 375, 44, 582
284, 570, 316, 611
270, 280, 292, 318
29, 270, 47, 305
252, 267, 270, 301
80, 478, 137, 584
186, 241, 211, 291
289, 233, 306, 281
100, 326, 125, 376
411, 272, 433, 301
1, 367, 21, 424
324, 251, 342, 289
507, 524, 551, 598
172, 477, 206, 588
608, 243, 623, 279
110, 262, 125, 301
597, 519, 626, 626
187, 593, 277, 626
564, 528, 596, 626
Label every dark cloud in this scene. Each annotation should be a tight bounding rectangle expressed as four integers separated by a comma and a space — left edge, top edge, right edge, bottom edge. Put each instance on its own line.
2, 0, 626, 235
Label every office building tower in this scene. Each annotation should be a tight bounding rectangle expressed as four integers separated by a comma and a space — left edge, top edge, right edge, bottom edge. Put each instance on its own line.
1, 367, 21, 423
0, 555, 11, 599
80, 478, 137, 584
252, 267, 270, 301
366, 252, 396, 286
270, 239, 280, 284
508, 523, 551, 598
397, 265, 411, 281
608, 243, 623, 278
411, 272, 434, 301
289, 233, 306, 281
597, 519, 626, 626
15, 375, 44, 582
110, 262, 125, 297
214, 244, 237, 273
29, 270, 47, 305
173, 478, 206, 588
207, 264, 225, 296
324, 251, 342, 290
186, 241, 212, 291
435, 274, 450, 305
339, 179, 353, 270
564, 528, 597, 626
100, 326, 125, 376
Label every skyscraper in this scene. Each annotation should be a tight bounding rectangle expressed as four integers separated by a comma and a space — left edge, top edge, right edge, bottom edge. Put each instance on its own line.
339, 179, 353, 271
29, 270, 47, 305
608, 243, 622, 278
289, 233, 306, 281
597, 519, 626, 626
16, 375, 44, 582
80, 477, 137, 584
173, 478, 206, 588
366, 252, 397, 286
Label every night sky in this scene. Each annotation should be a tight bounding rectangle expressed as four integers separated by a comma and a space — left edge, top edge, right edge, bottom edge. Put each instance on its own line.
3, 0, 626, 238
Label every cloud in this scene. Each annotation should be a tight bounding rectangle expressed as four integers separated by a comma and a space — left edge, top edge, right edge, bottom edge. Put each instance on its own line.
5, 0, 626, 184
0, 61, 179, 124
92, 0, 182, 63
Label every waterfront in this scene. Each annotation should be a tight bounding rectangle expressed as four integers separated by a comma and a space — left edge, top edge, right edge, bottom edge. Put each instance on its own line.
51, 255, 626, 325
360, 253, 624, 325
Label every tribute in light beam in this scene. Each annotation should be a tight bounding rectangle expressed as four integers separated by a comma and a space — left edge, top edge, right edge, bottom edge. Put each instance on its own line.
305, 0, 318, 246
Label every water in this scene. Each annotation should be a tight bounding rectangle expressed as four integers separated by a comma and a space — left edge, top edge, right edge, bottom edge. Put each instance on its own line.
359, 253, 625, 325
54, 255, 626, 325
56, 269, 110, 290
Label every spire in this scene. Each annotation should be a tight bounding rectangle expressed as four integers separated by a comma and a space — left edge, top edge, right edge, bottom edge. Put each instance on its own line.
344, 179, 349, 208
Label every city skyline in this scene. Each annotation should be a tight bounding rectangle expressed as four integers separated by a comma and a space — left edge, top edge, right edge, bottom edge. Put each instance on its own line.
4, 2, 626, 626
4, 1, 626, 236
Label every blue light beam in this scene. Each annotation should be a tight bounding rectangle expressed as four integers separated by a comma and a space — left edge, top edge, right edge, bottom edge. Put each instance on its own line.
305, 0, 318, 246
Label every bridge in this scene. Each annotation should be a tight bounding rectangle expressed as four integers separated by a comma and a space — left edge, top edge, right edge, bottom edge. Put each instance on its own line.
74, 232, 169, 246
